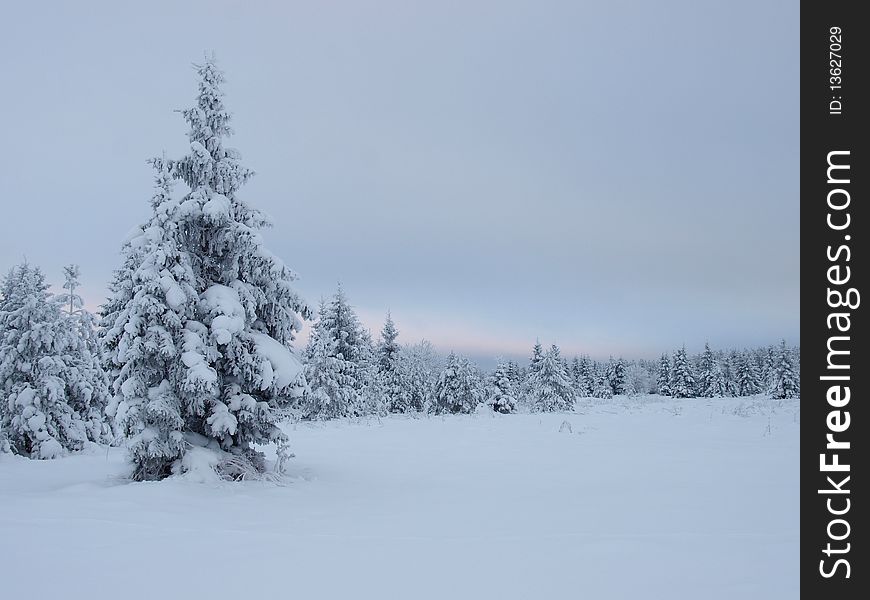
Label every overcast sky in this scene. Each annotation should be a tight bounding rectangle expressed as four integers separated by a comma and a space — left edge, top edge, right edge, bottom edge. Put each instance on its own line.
0, 0, 799, 363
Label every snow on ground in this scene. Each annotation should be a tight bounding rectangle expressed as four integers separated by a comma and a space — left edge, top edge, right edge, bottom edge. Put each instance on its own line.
0, 395, 798, 599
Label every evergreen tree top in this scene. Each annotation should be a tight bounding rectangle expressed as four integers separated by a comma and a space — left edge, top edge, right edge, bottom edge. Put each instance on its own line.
310, 286, 369, 364
174, 56, 254, 196
57, 264, 84, 316
380, 311, 399, 345
529, 340, 544, 370
1, 262, 51, 318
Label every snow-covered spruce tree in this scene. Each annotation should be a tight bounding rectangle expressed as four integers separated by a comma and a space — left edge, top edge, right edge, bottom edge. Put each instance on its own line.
0, 263, 107, 458
590, 363, 613, 400
530, 340, 543, 366
57, 264, 83, 317
735, 351, 762, 396
486, 359, 517, 414
697, 343, 727, 397
519, 340, 545, 406
570, 356, 591, 397
303, 303, 356, 420
559, 355, 570, 378
624, 362, 654, 396
54, 264, 113, 443
747, 350, 764, 387
607, 357, 626, 396
377, 312, 407, 413
434, 352, 483, 414
529, 345, 576, 412
100, 59, 310, 480
398, 340, 439, 412
657, 353, 671, 396
577, 355, 593, 396
721, 350, 739, 397
769, 340, 800, 399
669, 346, 696, 398
697, 344, 715, 393
357, 328, 382, 416
506, 360, 522, 387
303, 287, 373, 419
760, 345, 776, 390
570, 357, 581, 391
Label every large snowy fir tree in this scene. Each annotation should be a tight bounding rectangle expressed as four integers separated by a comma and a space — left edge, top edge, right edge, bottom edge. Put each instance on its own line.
99, 58, 310, 480
0, 262, 110, 458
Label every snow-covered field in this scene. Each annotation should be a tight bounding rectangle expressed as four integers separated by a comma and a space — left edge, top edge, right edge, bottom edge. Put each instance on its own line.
0, 395, 798, 600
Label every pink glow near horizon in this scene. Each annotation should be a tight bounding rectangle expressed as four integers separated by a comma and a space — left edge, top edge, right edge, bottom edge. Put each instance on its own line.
71, 284, 666, 362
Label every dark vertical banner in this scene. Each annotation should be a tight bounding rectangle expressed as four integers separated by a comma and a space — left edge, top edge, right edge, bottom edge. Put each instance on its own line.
802, 1, 867, 597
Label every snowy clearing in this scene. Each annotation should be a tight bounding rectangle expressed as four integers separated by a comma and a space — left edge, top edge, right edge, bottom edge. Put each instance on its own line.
0, 395, 798, 600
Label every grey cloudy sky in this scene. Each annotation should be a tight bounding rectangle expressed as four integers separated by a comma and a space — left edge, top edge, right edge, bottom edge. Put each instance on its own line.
0, 0, 799, 363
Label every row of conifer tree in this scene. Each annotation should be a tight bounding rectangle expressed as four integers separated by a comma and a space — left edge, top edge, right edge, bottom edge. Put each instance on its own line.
0, 262, 801, 460
298, 284, 801, 420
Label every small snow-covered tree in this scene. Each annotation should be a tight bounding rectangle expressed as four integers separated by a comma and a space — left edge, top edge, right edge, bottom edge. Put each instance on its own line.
377, 312, 407, 413
398, 340, 440, 412
625, 362, 654, 396
657, 353, 671, 396
697, 343, 726, 397
506, 360, 522, 387
303, 307, 356, 420
577, 355, 593, 397
607, 357, 626, 396
735, 351, 762, 396
669, 346, 695, 398
434, 352, 483, 414
570, 356, 591, 397
529, 345, 575, 412
519, 340, 545, 406
486, 359, 517, 413
100, 58, 310, 480
529, 340, 543, 371
304, 288, 373, 419
760, 346, 776, 389
590, 364, 613, 399
56, 265, 112, 443
356, 328, 382, 416
720, 350, 739, 397
769, 340, 800, 399
0, 263, 107, 458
